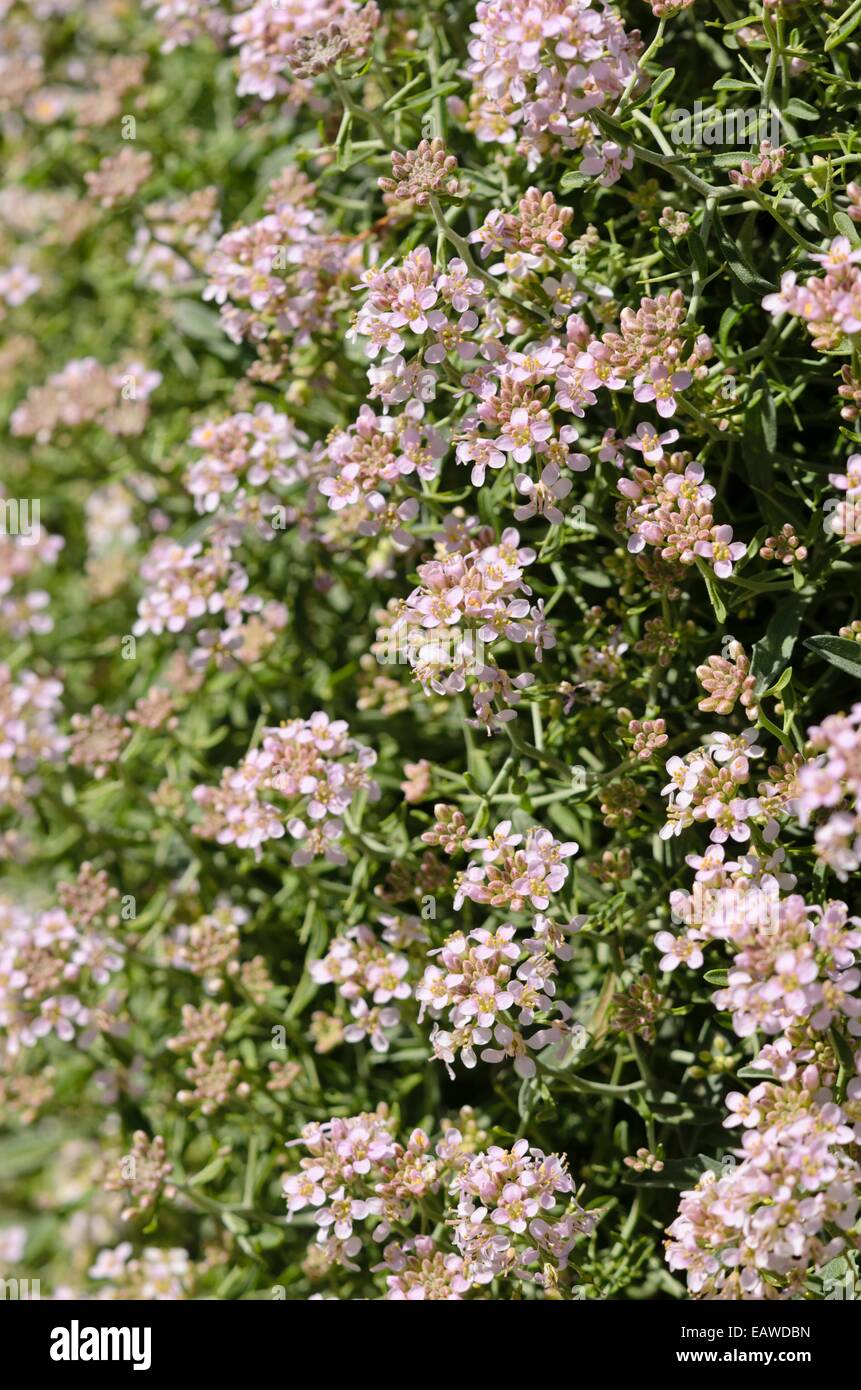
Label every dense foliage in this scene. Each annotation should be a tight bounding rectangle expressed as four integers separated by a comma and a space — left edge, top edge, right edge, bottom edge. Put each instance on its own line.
3, 0, 861, 1302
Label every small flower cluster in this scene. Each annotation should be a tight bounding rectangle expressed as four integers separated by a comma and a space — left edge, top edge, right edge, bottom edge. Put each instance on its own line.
666, 1067, 861, 1299
453, 819, 579, 911
0, 262, 40, 309
696, 640, 758, 718
69, 705, 131, 780
617, 708, 668, 760
231, 0, 352, 101
661, 877, 861, 1042
420, 917, 578, 1079
10, 358, 160, 443
378, 138, 466, 208
0, 499, 62, 639
619, 433, 747, 581
185, 404, 311, 520
0, 879, 124, 1058
104, 1132, 176, 1222
587, 290, 711, 419
318, 401, 442, 543
144, 0, 229, 55
644, 0, 694, 16
353, 243, 485, 368
192, 712, 379, 863
283, 1108, 593, 1295
89, 1244, 193, 1300
129, 186, 221, 293
827, 453, 861, 546
452, 1138, 596, 1285
232, 0, 378, 100
469, 186, 575, 265
284, 1108, 460, 1280
310, 923, 414, 1053
204, 168, 364, 376
133, 533, 262, 647
760, 522, 808, 566
464, 0, 641, 177
0, 664, 66, 815
387, 523, 549, 731
798, 703, 861, 878
84, 148, 153, 208
288, 3, 380, 79
728, 140, 786, 190
763, 235, 861, 353
659, 728, 800, 844
160, 903, 248, 994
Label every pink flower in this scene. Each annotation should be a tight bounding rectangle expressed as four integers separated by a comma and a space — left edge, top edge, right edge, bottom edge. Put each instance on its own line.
655, 931, 704, 971
807, 969, 861, 1031
414, 586, 465, 628
497, 408, 553, 465
514, 463, 572, 524
762, 271, 799, 317
542, 274, 585, 316
315, 1187, 370, 1240
626, 422, 679, 462
575, 343, 626, 392
424, 310, 480, 363
761, 950, 818, 1017
705, 796, 759, 844
465, 821, 522, 862
810, 236, 861, 272
695, 525, 747, 579
663, 755, 703, 808
580, 141, 634, 187
388, 284, 441, 335
633, 362, 692, 418
724, 1090, 762, 1129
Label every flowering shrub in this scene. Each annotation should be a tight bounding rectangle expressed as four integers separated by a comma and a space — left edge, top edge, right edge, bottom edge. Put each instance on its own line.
4, 0, 861, 1305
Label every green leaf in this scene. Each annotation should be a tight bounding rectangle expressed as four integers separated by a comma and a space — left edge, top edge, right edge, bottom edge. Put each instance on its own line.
394, 81, 461, 113
712, 77, 759, 92
656, 227, 689, 269
750, 595, 806, 694
783, 98, 820, 122
559, 170, 587, 192
648, 68, 676, 103
830, 1025, 856, 1077
188, 1154, 230, 1187
834, 211, 861, 246
715, 213, 776, 296
825, 0, 861, 51
804, 635, 861, 679
742, 369, 777, 511
687, 231, 708, 277
171, 300, 239, 360
380, 73, 427, 111
172, 300, 227, 342
700, 566, 727, 624
591, 107, 633, 146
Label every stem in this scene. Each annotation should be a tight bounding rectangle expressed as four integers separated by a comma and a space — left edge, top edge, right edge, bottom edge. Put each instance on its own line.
330, 71, 389, 144
614, 19, 666, 117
